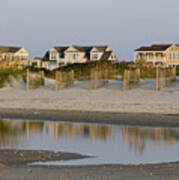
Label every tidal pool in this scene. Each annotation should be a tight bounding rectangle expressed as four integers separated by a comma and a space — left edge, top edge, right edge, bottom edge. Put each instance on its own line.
0, 119, 179, 165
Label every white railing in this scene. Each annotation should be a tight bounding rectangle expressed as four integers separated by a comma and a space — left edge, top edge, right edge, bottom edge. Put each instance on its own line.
146, 58, 164, 62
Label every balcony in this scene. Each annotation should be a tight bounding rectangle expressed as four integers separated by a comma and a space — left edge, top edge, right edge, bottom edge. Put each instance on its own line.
146, 58, 164, 63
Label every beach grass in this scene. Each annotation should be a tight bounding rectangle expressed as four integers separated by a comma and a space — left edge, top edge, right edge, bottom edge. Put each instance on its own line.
0, 68, 26, 88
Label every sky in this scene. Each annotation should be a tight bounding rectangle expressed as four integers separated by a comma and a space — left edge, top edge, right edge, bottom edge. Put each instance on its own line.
1, 0, 179, 61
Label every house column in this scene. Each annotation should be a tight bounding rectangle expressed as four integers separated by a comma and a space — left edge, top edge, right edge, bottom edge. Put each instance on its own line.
144, 52, 147, 60
142, 52, 146, 61
162, 53, 165, 67
153, 52, 156, 66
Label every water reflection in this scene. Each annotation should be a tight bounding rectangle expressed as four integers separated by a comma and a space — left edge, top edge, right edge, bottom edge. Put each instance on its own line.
122, 127, 176, 154
0, 120, 25, 147
0, 119, 178, 154
43, 122, 113, 141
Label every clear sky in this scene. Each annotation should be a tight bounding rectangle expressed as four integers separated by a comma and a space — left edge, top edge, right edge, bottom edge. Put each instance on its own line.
1, 0, 179, 60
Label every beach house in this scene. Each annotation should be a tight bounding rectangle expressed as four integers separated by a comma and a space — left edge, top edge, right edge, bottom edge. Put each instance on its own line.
134, 44, 179, 67
44, 45, 117, 68
0, 46, 29, 60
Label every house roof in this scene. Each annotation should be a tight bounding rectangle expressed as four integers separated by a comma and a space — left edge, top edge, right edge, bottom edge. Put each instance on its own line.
54, 46, 69, 52
53, 45, 108, 53
72, 46, 93, 52
43, 51, 50, 61
72, 46, 108, 52
54, 47, 69, 58
72, 46, 109, 59
135, 44, 172, 52
93, 46, 108, 52
0, 46, 22, 53
100, 51, 112, 61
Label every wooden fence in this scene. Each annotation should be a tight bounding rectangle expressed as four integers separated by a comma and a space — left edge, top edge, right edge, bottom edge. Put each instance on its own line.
123, 68, 141, 91
26, 69, 45, 90
55, 70, 74, 90
107, 66, 120, 80
156, 67, 176, 91
90, 68, 109, 90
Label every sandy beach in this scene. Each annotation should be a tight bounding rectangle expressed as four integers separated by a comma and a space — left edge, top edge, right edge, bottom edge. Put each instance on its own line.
0, 149, 179, 180
0, 78, 179, 115
0, 79, 179, 180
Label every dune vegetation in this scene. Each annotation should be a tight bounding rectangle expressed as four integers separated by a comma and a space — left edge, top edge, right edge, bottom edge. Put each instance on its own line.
0, 58, 178, 88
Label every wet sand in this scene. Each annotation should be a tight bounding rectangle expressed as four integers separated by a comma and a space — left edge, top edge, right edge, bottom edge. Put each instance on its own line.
0, 108, 179, 128
0, 149, 179, 180
1, 160, 179, 180
0, 149, 89, 166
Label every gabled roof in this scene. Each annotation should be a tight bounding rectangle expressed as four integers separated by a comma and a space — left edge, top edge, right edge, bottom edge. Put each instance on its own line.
53, 45, 108, 53
135, 44, 172, 52
43, 51, 50, 61
54, 46, 69, 52
0, 46, 22, 53
73, 46, 93, 52
46, 45, 114, 61
53, 47, 69, 58
100, 51, 112, 61
92, 46, 108, 52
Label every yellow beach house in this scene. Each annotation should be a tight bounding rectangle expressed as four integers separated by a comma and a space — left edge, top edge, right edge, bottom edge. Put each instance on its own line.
0, 46, 29, 60
134, 44, 179, 67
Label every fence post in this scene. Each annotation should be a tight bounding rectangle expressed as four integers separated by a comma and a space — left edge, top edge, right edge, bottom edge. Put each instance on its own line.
40, 70, 45, 86
94, 70, 98, 89
127, 70, 130, 89
55, 71, 59, 91
90, 69, 94, 90
123, 70, 128, 91
26, 69, 30, 91
163, 68, 166, 88
136, 68, 141, 82
173, 67, 176, 82
40, 70, 44, 79
104, 69, 109, 85
156, 66, 159, 91
71, 70, 75, 84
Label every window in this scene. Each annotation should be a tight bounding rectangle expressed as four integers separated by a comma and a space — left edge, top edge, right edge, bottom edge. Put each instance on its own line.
173, 53, 176, 60
177, 53, 179, 60
32, 62, 37, 66
73, 53, 78, 60
19, 55, 27, 59
111, 55, 116, 60
168, 53, 172, 60
51, 52, 57, 60
92, 53, 98, 60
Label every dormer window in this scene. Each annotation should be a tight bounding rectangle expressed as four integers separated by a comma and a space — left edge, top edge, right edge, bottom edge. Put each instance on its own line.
92, 53, 98, 60
111, 55, 115, 59
51, 52, 57, 60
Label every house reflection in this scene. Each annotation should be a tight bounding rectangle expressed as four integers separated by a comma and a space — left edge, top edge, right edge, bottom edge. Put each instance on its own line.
26, 120, 44, 139
38, 122, 112, 141
0, 119, 25, 147
0, 119, 178, 154
25, 121, 178, 153
122, 126, 177, 154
